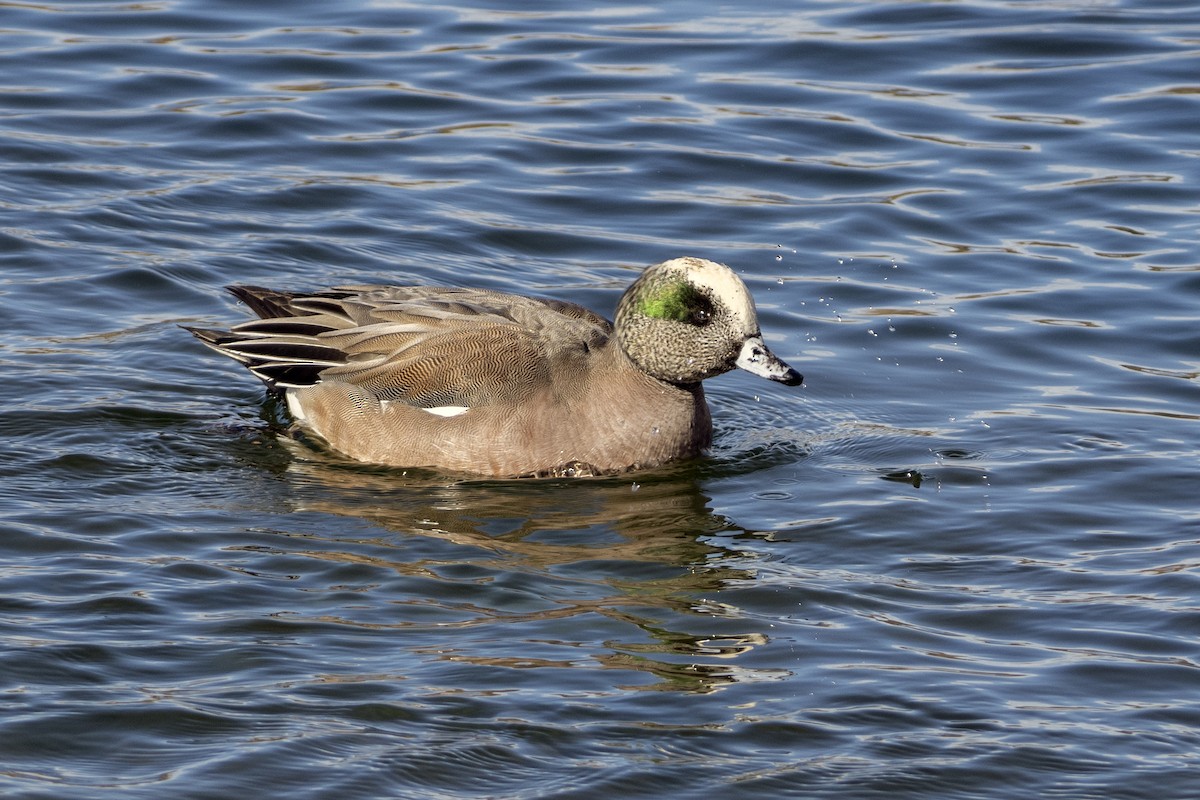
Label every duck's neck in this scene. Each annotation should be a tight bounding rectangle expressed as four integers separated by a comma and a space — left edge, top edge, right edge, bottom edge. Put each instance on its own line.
569, 344, 712, 467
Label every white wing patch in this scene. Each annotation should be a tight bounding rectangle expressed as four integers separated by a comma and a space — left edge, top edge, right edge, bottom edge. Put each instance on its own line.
377, 399, 470, 418
420, 405, 470, 418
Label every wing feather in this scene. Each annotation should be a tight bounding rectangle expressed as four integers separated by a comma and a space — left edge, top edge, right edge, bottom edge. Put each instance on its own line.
186, 284, 612, 401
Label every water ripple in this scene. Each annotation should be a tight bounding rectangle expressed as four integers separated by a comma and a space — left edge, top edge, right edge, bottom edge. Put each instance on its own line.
3, 0, 1200, 797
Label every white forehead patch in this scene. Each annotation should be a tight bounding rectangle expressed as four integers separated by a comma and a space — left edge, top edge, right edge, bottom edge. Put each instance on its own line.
661, 257, 758, 331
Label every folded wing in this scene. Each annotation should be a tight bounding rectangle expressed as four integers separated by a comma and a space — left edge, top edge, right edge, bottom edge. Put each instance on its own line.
184, 284, 612, 410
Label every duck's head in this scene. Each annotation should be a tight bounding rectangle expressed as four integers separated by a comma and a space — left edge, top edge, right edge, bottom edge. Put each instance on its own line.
614, 257, 804, 387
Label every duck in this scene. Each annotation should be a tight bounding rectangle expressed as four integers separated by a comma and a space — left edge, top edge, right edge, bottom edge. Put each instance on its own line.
184, 256, 803, 477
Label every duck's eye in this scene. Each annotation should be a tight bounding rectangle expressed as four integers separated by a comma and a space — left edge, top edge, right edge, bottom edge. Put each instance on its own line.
689, 297, 714, 327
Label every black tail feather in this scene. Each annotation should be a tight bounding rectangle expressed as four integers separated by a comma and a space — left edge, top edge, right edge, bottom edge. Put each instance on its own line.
184, 286, 364, 392
226, 285, 301, 320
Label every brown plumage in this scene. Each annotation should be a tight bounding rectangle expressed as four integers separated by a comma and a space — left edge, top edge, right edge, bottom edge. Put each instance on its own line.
184, 257, 803, 477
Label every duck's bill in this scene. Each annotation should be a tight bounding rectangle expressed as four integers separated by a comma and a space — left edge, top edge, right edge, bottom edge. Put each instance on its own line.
735, 335, 804, 386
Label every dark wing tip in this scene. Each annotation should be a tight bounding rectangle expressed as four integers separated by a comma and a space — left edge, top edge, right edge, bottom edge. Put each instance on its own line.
225, 285, 299, 320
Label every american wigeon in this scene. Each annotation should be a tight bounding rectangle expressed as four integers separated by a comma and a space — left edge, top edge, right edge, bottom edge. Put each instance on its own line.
185, 257, 803, 477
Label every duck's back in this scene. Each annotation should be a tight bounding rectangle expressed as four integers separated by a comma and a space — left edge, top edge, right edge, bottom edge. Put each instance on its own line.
207, 284, 612, 397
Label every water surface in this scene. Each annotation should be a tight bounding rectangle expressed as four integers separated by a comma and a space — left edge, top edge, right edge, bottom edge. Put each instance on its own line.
2, 1, 1199, 797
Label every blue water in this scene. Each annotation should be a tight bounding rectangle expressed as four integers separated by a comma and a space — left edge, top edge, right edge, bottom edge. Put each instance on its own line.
2, 0, 1199, 797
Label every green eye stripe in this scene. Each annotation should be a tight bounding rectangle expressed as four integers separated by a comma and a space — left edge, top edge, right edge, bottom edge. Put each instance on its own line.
639, 281, 711, 323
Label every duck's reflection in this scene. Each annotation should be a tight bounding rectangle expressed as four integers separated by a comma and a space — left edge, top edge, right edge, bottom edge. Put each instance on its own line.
237, 437, 787, 693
